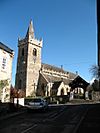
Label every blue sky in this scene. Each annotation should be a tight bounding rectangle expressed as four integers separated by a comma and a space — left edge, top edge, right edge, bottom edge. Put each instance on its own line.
0, 0, 97, 85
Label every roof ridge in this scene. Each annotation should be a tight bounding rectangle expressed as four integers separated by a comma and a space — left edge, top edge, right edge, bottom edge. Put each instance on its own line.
42, 63, 67, 73
42, 63, 76, 76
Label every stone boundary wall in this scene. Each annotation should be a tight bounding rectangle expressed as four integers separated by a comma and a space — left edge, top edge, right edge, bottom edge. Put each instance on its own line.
92, 91, 100, 101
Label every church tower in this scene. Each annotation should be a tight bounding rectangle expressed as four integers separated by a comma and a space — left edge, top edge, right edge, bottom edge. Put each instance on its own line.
15, 20, 43, 97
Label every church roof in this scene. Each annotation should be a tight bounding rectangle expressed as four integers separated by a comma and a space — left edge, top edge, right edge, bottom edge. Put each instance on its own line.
69, 75, 89, 89
41, 73, 73, 85
42, 63, 66, 73
41, 63, 76, 79
0, 42, 14, 54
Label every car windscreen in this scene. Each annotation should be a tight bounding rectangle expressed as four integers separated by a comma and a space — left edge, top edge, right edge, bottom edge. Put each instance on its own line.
31, 99, 42, 102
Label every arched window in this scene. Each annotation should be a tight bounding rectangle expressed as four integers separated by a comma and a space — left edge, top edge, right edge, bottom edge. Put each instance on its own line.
22, 48, 24, 56
33, 48, 37, 56
61, 89, 64, 95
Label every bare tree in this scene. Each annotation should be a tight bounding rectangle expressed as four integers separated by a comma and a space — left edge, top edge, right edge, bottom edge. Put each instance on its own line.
90, 65, 100, 91
90, 65, 99, 79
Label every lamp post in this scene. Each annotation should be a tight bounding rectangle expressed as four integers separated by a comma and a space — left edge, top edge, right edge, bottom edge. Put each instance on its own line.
98, 67, 100, 90
97, 0, 100, 90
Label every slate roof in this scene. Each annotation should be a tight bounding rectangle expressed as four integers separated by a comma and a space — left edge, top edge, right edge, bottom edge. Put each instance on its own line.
69, 75, 89, 89
41, 73, 74, 85
42, 63, 67, 73
41, 63, 76, 80
0, 42, 14, 54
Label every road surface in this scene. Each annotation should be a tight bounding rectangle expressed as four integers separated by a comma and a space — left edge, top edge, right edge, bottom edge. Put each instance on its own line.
0, 103, 99, 133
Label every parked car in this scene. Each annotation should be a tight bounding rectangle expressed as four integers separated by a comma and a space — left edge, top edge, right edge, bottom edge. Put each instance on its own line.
25, 97, 48, 111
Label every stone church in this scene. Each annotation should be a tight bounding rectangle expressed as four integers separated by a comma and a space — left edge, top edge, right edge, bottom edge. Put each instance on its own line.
15, 20, 79, 97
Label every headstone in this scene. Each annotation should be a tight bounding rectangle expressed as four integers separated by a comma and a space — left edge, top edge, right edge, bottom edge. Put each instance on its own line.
70, 91, 74, 100
85, 91, 89, 100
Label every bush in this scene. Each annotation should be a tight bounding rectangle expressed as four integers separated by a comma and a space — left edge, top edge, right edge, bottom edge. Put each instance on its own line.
45, 95, 69, 104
